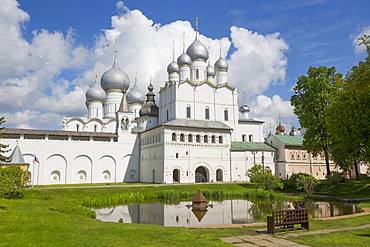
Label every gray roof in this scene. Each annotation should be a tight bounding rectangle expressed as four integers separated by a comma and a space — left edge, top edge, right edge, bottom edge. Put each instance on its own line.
1, 128, 117, 138
238, 112, 264, 123
8, 144, 25, 164
163, 119, 232, 130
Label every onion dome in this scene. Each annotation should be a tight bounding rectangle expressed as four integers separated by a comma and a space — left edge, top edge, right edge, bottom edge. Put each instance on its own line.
186, 39, 209, 61
214, 57, 229, 71
239, 105, 250, 114
276, 123, 285, 135
127, 75, 145, 104
86, 75, 106, 102
139, 82, 159, 117
177, 53, 191, 67
206, 61, 215, 78
101, 48, 130, 92
167, 61, 179, 74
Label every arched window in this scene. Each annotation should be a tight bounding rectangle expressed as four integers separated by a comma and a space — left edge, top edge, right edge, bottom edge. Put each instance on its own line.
77, 170, 87, 181
76, 124, 80, 132
172, 133, 177, 141
188, 134, 193, 142
218, 136, 223, 144
180, 133, 185, 142
242, 134, 246, 142
196, 135, 201, 143
216, 169, 223, 182
102, 170, 111, 181
211, 135, 216, 143
50, 170, 60, 182
204, 135, 208, 143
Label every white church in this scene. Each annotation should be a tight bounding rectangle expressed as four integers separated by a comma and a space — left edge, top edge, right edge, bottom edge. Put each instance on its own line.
1, 23, 276, 185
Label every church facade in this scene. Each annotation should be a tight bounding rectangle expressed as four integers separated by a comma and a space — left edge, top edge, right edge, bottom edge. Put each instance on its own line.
1, 25, 275, 185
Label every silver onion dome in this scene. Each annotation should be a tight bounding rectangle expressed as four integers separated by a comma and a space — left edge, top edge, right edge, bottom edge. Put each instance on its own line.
167, 61, 179, 74
186, 39, 209, 61
214, 57, 229, 71
139, 83, 159, 117
86, 76, 106, 102
127, 78, 145, 104
207, 63, 215, 78
101, 50, 130, 92
177, 53, 191, 67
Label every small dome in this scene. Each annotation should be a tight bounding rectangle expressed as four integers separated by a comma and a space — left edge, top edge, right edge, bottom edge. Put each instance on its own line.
86, 79, 106, 102
139, 83, 159, 117
207, 64, 215, 78
186, 39, 209, 61
214, 57, 229, 71
177, 53, 192, 67
239, 105, 250, 113
101, 51, 130, 92
127, 80, 145, 104
276, 123, 285, 134
167, 61, 179, 74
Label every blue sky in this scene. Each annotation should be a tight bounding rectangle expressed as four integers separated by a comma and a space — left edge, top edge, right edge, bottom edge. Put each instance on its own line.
1, 0, 369, 130
18, 0, 369, 99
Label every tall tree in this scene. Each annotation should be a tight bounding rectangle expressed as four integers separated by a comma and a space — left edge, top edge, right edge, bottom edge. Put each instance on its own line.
328, 35, 370, 178
291, 66, 342, 175
0, 116, 9, 163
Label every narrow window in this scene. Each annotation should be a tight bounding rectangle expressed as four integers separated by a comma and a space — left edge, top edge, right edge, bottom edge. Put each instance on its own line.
76, 124, 80, 132
172, 133, 176, 141
186, 105, 191, 118
211, 135, 216, 143
196, 135, 201, 143
94, 125, 97, 132
242, 134, 246, 142
218, 136, 223, 144
249, 134, 253, 142
176, 153, 179, 158
196, 69, 199, 79
167, 110, 169, 121
180, 134, 185, 142
204, 135, 208, 143
205, 107, 210, 120
224, 109, 229, 121
188, 134, 193, 142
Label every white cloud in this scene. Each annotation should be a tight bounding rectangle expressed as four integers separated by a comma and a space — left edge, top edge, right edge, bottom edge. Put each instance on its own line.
249, 95, 296, 135
1, 0, 292, 130
353, 26, 370, 54
229, 27, 288, 98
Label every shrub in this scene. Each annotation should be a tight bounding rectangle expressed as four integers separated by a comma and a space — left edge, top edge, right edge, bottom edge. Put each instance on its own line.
283, 173, 312, 192
326, 171, 345, 184
297, 175, 318, 195
0, 166, 30, 199
248, 164, 283, 191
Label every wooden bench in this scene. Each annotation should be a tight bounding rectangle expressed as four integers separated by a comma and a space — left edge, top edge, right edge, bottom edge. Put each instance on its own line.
267, 209, 309, 234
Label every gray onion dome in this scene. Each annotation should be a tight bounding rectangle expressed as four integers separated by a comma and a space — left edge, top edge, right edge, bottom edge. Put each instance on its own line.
167, 61, 179, 74
101, 50, 130, 92
186, 39, 209, 61
214, 57, 229, 71
127, 79, 145, 104
139, 83, 159, 117
207, 63, 215, 78
177, 53, 191, 67
86, 77, 106, 102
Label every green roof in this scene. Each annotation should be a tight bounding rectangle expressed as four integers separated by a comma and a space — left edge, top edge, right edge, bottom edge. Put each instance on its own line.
231, 142, 275, 152
273, 134, 303, 146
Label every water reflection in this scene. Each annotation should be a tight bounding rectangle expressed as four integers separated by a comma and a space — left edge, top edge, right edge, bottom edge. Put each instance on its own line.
94, 199, 363, 227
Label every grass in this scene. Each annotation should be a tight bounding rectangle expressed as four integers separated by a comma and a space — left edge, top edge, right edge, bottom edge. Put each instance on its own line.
315, 179, 370, 198
292, 228, 370, 247
0, 183, 281, 246
0, 182, 369, 246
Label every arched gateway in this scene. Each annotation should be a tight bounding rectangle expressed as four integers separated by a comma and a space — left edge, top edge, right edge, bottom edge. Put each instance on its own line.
195, 166, 209, 183
173, 169, 180, 183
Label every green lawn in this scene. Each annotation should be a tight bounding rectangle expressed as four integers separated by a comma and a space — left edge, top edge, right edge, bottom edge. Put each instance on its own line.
292, 228, 370, 247
0, 182, 369, 246
315, 179, 370, 198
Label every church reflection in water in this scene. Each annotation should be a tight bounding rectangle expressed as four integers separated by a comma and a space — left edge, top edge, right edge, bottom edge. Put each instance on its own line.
94, 199, 362, 227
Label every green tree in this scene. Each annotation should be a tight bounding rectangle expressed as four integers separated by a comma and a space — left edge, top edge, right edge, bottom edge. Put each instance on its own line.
291, 67, 342, 175
328, 35, 370, 178
247, 164, 283, 190
0, 117, 9, 163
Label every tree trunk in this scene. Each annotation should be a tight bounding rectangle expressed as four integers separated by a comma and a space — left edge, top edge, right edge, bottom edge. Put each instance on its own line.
353, 161, 359, 180
324, 151, 331, 177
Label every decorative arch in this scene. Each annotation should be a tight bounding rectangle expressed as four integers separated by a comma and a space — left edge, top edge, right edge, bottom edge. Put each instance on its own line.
72, 155, 92, 184
97, 155, 116, 183
216, 168, 223, 182
86, 118, 104, 125
46, 154, 67, 184
66, 117, 85, 125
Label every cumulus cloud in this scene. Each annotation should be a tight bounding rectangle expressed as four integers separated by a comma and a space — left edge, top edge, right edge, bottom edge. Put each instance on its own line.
249, 95, 296, 135
353, 26, 370, 54
1, 0, 292, 131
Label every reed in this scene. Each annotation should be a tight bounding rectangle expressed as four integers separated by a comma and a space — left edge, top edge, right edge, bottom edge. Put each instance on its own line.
83, 188, 286, 208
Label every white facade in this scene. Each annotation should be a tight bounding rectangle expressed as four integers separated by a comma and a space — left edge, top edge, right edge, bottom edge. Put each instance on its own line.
1, 25, 274, 185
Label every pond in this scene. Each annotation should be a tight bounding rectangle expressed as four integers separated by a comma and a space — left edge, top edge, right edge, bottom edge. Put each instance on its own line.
94, 199, 363, 227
